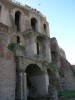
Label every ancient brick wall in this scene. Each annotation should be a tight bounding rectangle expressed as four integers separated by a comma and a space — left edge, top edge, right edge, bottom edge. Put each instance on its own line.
60, 57, 75, 90
0, 32, 16, 100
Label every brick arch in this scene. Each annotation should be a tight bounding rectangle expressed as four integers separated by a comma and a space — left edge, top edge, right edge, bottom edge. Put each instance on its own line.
25, 64, 44, 75
11, 7, 25, 16
24, 61, 43, 71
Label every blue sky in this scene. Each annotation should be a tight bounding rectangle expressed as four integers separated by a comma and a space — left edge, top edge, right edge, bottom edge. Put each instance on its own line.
16, 0, 75, 64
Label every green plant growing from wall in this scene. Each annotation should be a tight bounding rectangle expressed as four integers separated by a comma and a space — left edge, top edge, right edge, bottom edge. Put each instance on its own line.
8, 43, 25, 55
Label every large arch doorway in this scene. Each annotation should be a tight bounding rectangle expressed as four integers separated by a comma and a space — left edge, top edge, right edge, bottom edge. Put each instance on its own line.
25, 64, 47, 99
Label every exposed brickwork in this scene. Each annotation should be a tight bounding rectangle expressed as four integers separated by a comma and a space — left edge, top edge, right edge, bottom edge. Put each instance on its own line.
6, 50, 13, 60
0, 49, 4, 58
0, 32, 16, 100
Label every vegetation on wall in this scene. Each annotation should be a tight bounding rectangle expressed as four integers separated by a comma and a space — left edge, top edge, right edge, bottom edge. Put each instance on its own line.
8, 43, 25, 54
48, 62, 58, 72
59, 69, 65, 78
48, 62, 60, 88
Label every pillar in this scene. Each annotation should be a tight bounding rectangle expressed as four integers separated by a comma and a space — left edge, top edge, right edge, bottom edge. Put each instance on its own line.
16, 72, 27, 100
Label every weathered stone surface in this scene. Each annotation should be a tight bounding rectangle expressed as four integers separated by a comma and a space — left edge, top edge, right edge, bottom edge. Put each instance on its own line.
0, 1, 75, 100
0, 32, 16, 100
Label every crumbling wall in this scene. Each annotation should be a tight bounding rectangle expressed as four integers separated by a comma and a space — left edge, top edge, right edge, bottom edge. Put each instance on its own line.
60, 57, 75, 90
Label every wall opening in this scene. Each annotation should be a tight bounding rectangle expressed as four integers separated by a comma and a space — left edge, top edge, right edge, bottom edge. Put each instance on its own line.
17, 36, 20, 44
31, 18, 37, 31
37, 42, 40, 54
44, 24, 47, 33
25, 64, 45, 98
15, 11, 21, 31
36, 36, 46, 57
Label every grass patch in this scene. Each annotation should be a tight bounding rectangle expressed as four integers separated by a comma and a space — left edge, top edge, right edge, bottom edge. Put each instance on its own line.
58, 90, 75, 98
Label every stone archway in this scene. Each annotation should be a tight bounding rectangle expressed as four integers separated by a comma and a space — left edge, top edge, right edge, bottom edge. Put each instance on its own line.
25, 64, 47, 99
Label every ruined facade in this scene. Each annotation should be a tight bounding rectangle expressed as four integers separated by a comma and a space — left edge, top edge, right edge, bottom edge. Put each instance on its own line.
0, 0, 75, 100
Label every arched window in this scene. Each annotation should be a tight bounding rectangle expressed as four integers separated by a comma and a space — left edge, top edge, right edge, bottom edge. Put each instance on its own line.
15, 11, 21, 31
17, 36, 20, 44
31, 18, 37, 31
44, 24, 47, 33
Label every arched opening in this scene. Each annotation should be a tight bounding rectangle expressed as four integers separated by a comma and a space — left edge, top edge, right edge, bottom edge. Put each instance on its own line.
15, 11, 21, 31
17, 36, 20, 44
44, 24, 47, 33
25, 64, 46, 98
31, 18, 37, 31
